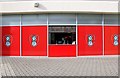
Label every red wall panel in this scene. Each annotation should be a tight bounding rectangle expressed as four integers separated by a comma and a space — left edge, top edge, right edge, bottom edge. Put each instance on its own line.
49, 45, 76, 57
118, 26, 120, 55
104, 26, 118, 55
2, 26, 20, 56
78, 26, 103, 56
0, 27, 2, 56
22, 26, 47, 56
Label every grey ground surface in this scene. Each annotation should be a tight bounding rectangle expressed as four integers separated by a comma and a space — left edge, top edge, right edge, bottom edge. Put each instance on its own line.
1, 56, 118, 76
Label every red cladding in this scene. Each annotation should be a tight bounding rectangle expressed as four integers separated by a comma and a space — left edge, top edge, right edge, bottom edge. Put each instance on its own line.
49, 45, 76, 57
78, 26, 103, 56
22, 26, 47, 56
2, 25, 119, 56
104, 26, 118, 55
2, 26, 20, 56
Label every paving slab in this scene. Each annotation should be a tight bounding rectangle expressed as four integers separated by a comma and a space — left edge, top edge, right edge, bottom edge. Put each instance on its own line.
1, 56, 118, 76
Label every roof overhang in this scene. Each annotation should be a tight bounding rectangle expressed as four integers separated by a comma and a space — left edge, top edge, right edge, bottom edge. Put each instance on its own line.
0, 1, 119, 14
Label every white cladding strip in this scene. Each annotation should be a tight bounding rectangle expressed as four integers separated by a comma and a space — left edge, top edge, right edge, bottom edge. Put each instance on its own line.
0, 1, 118, 13
104, 24, 119, 26
78, 24, 102, 26
21, 24, 47, 26
1, 25, 20, 26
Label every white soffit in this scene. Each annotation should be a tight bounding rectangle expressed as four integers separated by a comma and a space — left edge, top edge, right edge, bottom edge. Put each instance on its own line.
0, 0, 119, 1
0, 0, 119, 14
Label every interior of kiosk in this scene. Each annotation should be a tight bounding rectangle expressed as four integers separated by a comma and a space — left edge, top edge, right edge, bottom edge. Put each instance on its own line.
49, 26, 76, 45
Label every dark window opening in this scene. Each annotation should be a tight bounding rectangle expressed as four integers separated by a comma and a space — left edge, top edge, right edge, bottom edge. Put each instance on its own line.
49, 26, 76, 45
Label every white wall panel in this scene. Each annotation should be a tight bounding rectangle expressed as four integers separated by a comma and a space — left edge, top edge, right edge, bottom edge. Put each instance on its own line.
0, 1, 118, 14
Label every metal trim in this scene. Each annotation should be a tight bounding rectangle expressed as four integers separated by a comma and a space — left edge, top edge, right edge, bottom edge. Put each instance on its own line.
76, 13, 78, 57
102, 14, 104, 56
47, 14, 49, 57
48, 24, 76, 26
104, 24, 119, 26
20, 15, 22, 56
48, 44, 76, 46
77, 24, 102, 26
2, 25, 20, 27
21, 24, 48, 26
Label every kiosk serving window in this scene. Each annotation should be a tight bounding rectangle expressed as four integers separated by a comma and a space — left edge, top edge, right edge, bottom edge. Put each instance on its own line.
49, 26, 76, 45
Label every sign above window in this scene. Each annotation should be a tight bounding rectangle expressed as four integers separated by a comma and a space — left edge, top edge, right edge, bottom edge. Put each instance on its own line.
49, 26, 76, 33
